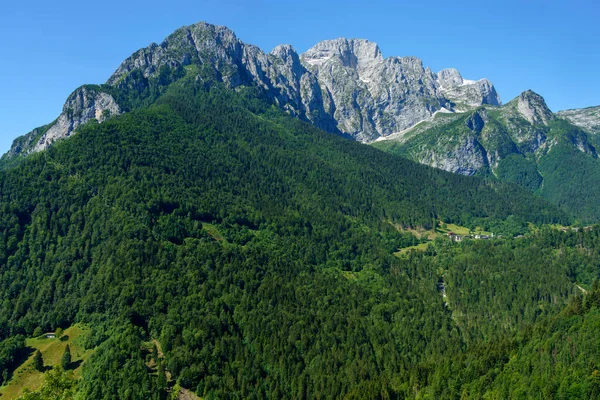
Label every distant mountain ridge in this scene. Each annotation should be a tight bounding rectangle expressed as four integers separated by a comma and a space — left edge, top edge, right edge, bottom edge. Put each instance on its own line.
556, 105, 600, 135
373, 89, 600, 221
2, 21, 501, 160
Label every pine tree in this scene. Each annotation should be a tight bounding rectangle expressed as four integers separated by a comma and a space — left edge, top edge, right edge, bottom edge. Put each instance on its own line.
33, 350, 44, 372
152, 344, 158, 363
157, 361, 167, 391
61, 344, 71, 370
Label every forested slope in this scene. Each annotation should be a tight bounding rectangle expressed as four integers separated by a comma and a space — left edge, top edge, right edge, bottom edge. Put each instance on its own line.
0, 70, 595, 399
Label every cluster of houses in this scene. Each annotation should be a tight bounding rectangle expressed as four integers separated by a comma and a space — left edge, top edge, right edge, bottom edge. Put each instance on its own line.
447, 232, 493, 242
446, 226, 594, 242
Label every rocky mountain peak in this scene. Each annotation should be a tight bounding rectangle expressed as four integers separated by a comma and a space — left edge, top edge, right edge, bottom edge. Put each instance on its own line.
271, 44, 298, 60
302, 38, 383, 70
107, 21, 245, 87
437, 68, 464, 88
436, 69, 501, 108
270, 44, 304, 77
517, 90, 554, 125
4, 22, 506, 159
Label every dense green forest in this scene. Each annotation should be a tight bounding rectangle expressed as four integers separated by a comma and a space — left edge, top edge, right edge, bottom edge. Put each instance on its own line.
0, 68, 598, 399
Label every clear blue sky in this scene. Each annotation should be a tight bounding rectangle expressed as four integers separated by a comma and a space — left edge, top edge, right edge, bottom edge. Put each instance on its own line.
1, 0, 598, 154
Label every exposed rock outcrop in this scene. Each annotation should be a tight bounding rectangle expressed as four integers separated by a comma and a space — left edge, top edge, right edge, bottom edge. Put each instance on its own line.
4, 86, 120, 158
301, 40, 500, 141
417, 134, 488, 176
516, 90, 554, 125
33, 87, 120, 153
557, 105, 600, 134
438, 68, 501, 109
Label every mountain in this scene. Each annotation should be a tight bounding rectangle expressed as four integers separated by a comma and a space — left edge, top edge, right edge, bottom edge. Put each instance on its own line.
557, 105, 600, 135
1, 21, 599, 399
2, 22, 499, 162
0, 62, 571, 398
373, 90, 600, 221
301, 39, 500, 142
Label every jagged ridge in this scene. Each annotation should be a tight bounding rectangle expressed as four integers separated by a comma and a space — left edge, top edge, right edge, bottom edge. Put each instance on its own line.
3, 21, 500, 160
374, 89, 600, 221
557, 105, 600, 135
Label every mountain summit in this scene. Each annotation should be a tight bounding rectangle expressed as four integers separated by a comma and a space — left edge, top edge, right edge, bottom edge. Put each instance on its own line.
516, 90, 554, 125
302, 38, 383, 70
437, 68, 501, 108
3, 22, 500, 159
300, 38, 500, 141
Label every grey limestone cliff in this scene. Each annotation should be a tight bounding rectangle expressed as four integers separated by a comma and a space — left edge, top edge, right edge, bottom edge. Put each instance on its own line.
437, 68, 501, 109
301, 39, 501, 142
33, 87, 120, 153
557, 105, 600, 135
4, 86, 120, 159
516, 90, 554, 125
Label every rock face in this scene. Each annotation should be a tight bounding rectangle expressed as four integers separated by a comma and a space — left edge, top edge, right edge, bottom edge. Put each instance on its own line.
4, 87, 120, 158
438, 68, 501, 109
301, 40, 500, 142
516, 90, 553, 125
417, 133, 488, 176
4, 22, 502, 159
33, 87, 121, 153
557, 105, 600, 134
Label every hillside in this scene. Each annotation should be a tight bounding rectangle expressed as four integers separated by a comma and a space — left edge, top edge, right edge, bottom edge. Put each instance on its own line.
0, 21, 598, 399
0, 325, 92, 399
373, 91, 600, 221
0, 63, 582, 398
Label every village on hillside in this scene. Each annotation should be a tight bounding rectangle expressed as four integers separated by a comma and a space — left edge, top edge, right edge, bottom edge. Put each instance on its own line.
446, 232, 493, 242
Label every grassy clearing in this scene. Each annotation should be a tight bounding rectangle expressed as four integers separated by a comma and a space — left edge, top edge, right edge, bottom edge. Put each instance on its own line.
202, 223, 224, 241
394, 242, 430, 257
0, 325, 93, 400
392, 221, 494, 258
437, 222, 491, 236
529, 222, 571, 233
389, 222, 437, 240
393, 221, 491, 241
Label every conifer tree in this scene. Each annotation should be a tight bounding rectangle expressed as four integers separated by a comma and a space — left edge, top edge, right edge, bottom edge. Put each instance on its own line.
33, 350, 44, 372
61, 345, 71, 370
